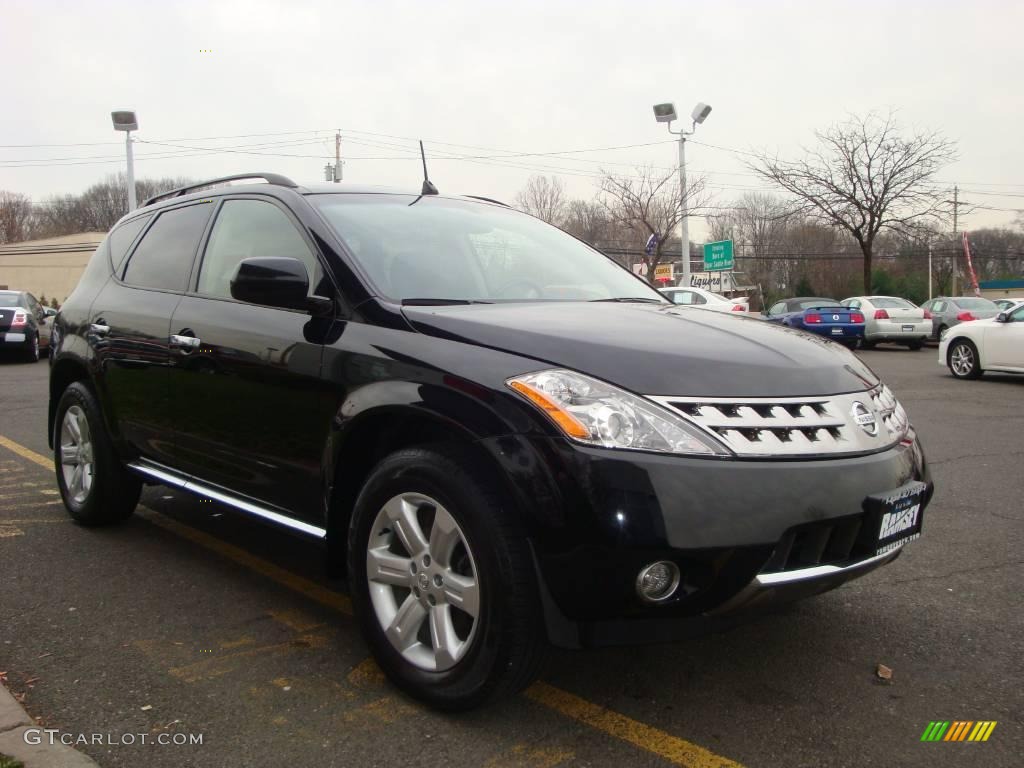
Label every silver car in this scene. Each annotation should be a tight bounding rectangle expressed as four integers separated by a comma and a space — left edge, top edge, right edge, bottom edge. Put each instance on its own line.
841, 296, 930, 349
920, 296, 1001, 341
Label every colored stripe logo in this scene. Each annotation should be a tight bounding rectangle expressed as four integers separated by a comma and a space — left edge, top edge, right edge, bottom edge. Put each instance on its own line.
921, 721, 997, 742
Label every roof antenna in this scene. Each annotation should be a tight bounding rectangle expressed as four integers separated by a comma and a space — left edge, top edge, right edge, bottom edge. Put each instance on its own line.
419, 140, 438, 195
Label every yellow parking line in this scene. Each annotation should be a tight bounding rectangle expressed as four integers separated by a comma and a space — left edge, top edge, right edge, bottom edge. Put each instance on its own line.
525, 682, 742, 768
0, 433, 744, 768
0, 436, 52, 470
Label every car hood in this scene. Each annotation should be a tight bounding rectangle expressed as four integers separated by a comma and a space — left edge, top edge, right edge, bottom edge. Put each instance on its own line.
401, 302, 880, 397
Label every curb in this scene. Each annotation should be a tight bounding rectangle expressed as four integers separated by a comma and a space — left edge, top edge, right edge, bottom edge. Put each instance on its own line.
0, 684, 98, 768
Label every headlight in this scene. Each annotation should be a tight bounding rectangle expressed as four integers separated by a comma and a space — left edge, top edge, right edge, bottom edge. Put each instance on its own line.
507, 369, 730, 456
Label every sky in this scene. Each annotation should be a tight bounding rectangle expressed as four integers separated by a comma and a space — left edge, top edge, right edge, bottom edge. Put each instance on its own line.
2, 0, 1023, 241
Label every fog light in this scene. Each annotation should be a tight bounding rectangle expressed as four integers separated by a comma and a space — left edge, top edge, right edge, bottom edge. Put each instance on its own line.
636, 561, 680, 603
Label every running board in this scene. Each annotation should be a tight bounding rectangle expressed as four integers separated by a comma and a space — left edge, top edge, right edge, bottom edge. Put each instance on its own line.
127, 462, 327, 540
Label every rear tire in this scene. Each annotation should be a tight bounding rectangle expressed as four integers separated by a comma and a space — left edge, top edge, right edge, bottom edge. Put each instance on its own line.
23, 332, 40, 363
934, 324, 948, 342
948, 339, 983, 380
53, 382, 141, 525
907, 340, 924, 351
860, 340, 876, 350
348, 445, 546, 711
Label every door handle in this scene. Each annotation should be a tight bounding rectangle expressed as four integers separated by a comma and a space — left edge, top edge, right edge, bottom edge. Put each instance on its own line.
89, 323, 110, 336
169, 334, 201, 351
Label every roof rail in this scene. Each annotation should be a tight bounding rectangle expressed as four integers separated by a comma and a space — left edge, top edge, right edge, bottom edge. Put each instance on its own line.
463, 195, 510, 208
142, 173, 298, 207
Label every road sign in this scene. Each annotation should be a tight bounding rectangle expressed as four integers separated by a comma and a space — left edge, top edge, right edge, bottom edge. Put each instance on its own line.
703, 240, 734, 272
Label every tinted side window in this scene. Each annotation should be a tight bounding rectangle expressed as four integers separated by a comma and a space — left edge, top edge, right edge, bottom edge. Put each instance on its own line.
769, 302, 786, 315
197, 199, 321, 300
123, 204, 213, 291
109, 215, 153, 271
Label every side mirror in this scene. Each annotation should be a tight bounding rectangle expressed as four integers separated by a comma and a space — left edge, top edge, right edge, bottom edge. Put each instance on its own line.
44, 307, 57, 318
230, 257, 312, 312
996, 312, 1009, 323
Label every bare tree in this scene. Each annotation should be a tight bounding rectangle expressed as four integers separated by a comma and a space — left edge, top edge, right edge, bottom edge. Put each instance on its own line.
514, 175, 567, 225
561, 199, 611, 246
597, 167, 708, 283
748, 111, 957, 293
0, 191, 34, 243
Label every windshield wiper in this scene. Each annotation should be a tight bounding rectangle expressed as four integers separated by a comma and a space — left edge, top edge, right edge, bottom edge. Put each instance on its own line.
589, 297, 665, 304
401, 298, 493, 306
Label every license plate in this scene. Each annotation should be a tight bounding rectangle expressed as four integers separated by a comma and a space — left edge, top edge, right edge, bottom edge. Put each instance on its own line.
902, 324, 914, 332
831, 328, 843, 335
865, 481, 926, 556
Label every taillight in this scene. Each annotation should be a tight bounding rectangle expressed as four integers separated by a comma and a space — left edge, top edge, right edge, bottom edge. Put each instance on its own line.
922, 309, 932, 319
805, 313, 822, 324
730, 304, 744, 312
851, 312, 865, 323
874, 309, 889, 320
11, 311, 27, 328
957, 311, 976, 321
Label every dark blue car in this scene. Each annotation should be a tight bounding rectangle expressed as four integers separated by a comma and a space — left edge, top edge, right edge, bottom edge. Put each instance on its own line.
764, 296, 865, 349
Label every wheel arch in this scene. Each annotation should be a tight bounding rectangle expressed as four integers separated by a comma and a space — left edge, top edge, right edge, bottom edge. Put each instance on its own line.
323, 400, 534, 576
48, 357, 92, 448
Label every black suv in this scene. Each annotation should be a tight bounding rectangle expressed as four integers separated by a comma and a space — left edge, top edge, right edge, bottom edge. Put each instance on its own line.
48, 173, 933, 710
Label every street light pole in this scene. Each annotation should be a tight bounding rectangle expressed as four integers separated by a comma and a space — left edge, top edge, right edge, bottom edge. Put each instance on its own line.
677, 133, 690, 289
654, 102, 711, 290
111, 110, 139, 212
125, 130, 136, 211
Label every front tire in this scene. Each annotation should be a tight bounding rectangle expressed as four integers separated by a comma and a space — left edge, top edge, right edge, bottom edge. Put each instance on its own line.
54, 382, 141, 525
348, 445, 546, 711
948, 339, 983, 380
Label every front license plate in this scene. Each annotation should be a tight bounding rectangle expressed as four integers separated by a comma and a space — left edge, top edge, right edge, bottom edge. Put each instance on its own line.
865, 481, 926, 556
902, 324, 914, 332
831, 327, 843, 335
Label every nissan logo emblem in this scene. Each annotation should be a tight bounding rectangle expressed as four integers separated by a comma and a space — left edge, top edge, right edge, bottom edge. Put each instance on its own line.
851, 402, 878, 436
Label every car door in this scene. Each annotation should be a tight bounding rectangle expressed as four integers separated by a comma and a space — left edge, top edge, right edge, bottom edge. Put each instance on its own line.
90, 202, 214, 466
168, 196, 333, 522
985, 303, 1024, 369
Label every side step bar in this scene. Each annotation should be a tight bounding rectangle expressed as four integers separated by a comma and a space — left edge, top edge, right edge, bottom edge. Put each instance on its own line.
128, 462, 326, 540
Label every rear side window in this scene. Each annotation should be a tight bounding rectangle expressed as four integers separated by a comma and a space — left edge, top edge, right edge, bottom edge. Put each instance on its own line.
122, 203, 213, 291
108, 215, 153, 271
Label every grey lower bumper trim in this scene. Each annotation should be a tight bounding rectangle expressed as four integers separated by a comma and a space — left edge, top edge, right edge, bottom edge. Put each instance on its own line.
709, 546, 903, 615
755, 548, 900, 586
128, 461, 326, 539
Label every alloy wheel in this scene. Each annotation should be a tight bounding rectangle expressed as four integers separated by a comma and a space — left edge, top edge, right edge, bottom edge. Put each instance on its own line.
366, 492, 480, 672
951, 344, 974, 377
60, 405, 94, 504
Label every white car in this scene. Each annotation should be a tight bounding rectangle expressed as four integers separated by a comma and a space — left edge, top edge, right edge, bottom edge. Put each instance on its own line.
659, 285, 748, 313
840, 295, 930, 349
938, 301, 1024, 379
993, 297, 1024, 312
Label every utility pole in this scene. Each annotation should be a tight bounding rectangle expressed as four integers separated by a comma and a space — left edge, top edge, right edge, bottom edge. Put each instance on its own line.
946, 184, 971, 296
678, 135, 690, 288
334, 130, 342, 182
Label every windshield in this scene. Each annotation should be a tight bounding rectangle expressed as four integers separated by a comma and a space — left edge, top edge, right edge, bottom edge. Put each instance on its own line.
0, 291, 25, 307
955, 297, 998, 310
310, 194, 666, 303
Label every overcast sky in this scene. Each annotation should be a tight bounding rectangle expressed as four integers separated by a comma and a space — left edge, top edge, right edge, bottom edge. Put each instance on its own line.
3, 0, 1022, 239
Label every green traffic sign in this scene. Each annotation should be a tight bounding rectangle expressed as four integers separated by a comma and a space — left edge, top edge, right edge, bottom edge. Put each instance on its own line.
703, 240, 734, 272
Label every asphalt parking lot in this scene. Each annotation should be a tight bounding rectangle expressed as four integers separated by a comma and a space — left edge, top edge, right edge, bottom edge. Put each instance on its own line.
1, 348, 1021, 768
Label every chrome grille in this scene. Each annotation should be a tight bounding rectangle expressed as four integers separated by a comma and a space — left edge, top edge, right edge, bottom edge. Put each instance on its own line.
648, 386, 907, 457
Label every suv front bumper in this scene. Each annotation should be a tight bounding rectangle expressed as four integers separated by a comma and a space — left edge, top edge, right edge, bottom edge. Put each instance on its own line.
489, 435, 932, 648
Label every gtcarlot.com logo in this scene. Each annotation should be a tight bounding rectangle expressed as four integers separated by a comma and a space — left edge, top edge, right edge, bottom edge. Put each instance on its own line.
921, 721, 997, 742
24, 729, 203, 747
